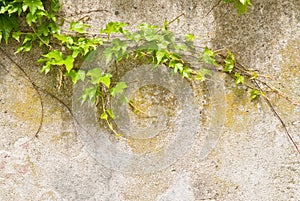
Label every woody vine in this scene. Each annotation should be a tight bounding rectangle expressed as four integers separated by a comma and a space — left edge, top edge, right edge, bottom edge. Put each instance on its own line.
0, 0, 299, 154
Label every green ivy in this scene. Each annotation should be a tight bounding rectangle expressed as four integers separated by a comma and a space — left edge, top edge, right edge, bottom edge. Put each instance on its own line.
0, 0, 262, 132
224, 0, 252, 14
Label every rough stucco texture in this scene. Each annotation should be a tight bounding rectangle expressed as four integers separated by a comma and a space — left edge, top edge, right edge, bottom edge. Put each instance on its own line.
0, 0, 300, 200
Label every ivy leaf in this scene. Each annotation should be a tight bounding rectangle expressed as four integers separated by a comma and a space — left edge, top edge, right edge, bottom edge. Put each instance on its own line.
223, 51, 235, 72
107, 109, 115, 119
98, 73, 112, 88
87, 68, 102, 84
103, 47, 113, 64
100, 21, 128, 36
81, 86, 98, 104
185, 33, 195, 42
26, 12, 37, 26
110, 82, 127, 97
195, 68, 212, 81
12, 31, 21, 42
42, 49, 63, 61
0, 15, 19, 44
64, 55, 74, 73
182, 67, 192, 78
173, 63, 183, 73
224, 0, 252, 14
65, 70, 85, 84
234, 72, 244, 85
100, 112, 108, 120
201, 46, 218, 67
250, 89, 261, 101
174, 43, 188, 51
22, 0, 44, 15
40, 63, 51, 74
87, 68, 112, 87
69, 21, 90, 33
155, 50, 166, 65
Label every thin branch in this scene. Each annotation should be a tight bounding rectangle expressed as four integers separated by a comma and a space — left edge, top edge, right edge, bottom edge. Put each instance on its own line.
0, 47, 44, 138
168, 13, 185, 25
253, 80, 300, 154
206, 0, 222, 16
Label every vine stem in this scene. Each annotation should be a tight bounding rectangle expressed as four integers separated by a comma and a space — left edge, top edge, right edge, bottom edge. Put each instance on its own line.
206, 0, 222, 16
0, 47, 44, 139
253, 81, 300, 155
100, 95, 120, 137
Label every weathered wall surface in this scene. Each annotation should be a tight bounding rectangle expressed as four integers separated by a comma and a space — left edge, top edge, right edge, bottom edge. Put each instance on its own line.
0, 0, 299, 200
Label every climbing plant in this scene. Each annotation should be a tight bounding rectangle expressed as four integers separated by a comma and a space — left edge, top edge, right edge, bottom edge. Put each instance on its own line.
1, 0, 299, 154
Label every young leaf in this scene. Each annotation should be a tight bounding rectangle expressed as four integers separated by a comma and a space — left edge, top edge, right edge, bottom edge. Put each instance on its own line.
81, 86, 97, 104
98, 73, 112, 88
155, 50, 166, 65
182, 67, 192, 78
100, 21, 128, 35
100, 112, 108, 120
87, 68, 102, 84
195, 68, 212, 81
185, 33, 195, 42
107, 109, 115, 119
12, 31, 21, 42
69, 21, 91, 33
64, 55, 74, 73
223, 51, 235, 72
110, 82, 127, 97
234, 72, 244, 85
22, 0, 45, 15
250, 89, 261, 101
0, 15, 19, 44
66, 70, 85, 84
201, 46, 218, 66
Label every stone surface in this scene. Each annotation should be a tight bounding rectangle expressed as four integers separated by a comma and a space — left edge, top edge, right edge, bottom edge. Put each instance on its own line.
1, 0, 300, 200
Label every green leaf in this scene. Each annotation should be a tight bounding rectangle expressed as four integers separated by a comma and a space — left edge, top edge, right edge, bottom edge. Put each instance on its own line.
87, 68, 112, 87
100, 21, 128, 35
195, 68, 212, 81
174, 43, 188, 51
155, 50, 166, 65
182, 67, 192, 78
223, 51, 235, 72
103, 47, 113, 64
0, 14, 19, 44
54, 34, 73, 45
185, 33, 195, 42
81, 86, 98, 104
15, 41, 33, 53
173, 63, 183, 73
69, 21, 90, 33
110, 82, 127, 97
250, 71, 258, 80
87, 68, 102, 84
22, 0, 44, 15
201, 46, 218, 66
65, 70, 85, 84
250, 89, 261, 101
107, 109, 115, 119
64, 55, 74, 72
224, 0, 252, 14
12, 31, 21, 42
98, 73, 112, 88
100, 112, 108, 120
43, 49, 63, 61
40, 63, 51, 74
234, 72, 244, 85
26, 12, 37, 26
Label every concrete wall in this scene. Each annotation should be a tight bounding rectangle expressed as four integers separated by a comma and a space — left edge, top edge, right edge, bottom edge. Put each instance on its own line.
1, 0, 299, 200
